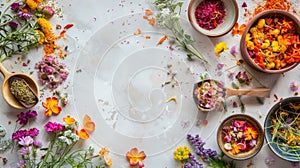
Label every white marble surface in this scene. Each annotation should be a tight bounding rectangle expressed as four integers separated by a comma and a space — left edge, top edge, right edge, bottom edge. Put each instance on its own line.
1, 0, 300, 167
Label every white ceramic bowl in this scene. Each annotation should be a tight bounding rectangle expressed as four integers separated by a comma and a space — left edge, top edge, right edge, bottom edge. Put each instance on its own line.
188, 0, 238, 37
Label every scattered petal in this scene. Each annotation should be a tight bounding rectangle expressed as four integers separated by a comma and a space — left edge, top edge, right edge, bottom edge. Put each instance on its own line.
242, 2, 247, 7
83, 115, 95, 132
166, 97, 177, 104
157, 35, 167, 45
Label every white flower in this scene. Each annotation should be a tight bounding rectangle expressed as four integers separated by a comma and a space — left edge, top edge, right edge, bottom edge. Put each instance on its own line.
161, 8, 170, 17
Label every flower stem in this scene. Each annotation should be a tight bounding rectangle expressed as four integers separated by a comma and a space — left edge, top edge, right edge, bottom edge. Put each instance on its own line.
38, 134, 57, 168
224, 51, 266, 87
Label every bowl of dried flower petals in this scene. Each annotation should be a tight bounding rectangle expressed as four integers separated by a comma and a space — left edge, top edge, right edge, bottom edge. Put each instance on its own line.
188, 0, 238, 37
240, 9, 300, 73
217, 114, 264, 160
264, 97, 300, 162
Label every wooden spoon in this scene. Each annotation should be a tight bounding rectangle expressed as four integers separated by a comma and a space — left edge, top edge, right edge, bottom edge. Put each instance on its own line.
193, 79, 270, 112
0, 62, 39, 109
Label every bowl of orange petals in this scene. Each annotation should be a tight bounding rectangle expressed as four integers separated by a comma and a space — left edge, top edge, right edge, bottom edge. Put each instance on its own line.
217, 114, 264, 160
240, 9, 300, 73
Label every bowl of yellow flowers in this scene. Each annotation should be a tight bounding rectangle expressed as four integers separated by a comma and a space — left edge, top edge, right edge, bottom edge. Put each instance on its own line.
240, 9, 300, 73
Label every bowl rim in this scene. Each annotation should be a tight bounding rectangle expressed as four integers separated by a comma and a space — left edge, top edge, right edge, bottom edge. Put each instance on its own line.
216, 114, 264, 160
240, 9, 300, 73
187, 0, 239, 37
264, 97, 300, 162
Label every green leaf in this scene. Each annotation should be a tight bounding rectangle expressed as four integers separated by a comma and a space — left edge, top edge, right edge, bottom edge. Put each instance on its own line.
184, 34, 195, 44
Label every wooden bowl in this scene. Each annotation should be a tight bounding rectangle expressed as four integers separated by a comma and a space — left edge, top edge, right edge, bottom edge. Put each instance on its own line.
188, 0, 238, 37
217, 114, 264, 160
240, 9, 300, 73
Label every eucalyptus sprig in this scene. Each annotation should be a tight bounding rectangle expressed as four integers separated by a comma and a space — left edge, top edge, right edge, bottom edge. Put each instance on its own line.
153, 0, 208, 63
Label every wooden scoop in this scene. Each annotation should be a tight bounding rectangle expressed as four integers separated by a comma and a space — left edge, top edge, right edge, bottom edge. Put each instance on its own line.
0, 62, 39, 109
193, 79, 270, 112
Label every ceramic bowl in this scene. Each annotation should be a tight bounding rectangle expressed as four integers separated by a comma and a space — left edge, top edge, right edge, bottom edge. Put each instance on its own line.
240, 9, 300, 73
217, 114, 264, 160
188, 0, 238, 37
264, 97, 300, 162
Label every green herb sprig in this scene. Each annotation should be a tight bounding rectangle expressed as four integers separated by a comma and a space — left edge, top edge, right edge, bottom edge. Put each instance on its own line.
0, 1, 40, 62
153, 0, 208, 63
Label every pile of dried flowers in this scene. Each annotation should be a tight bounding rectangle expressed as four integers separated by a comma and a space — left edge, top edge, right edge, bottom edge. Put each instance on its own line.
222, 120, 259, 155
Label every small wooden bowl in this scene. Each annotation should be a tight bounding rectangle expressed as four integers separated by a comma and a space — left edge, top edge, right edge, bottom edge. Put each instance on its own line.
188, 0, 238, 37
240, 9, 300, 73
217, 114, 264, 160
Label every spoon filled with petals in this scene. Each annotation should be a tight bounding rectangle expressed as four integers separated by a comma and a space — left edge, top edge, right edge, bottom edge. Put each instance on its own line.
193, 79, 270, 112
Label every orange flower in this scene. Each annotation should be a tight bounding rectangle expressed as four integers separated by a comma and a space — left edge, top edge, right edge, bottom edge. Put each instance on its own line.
232, 23, 246, 36
42, 97, 62, 117
63, 115, 76, 125
231, 142, 243, 155
99, 147, 113, 166
76, 129, 89, 139
126, 148, 146, 168
244, 126, 258, 140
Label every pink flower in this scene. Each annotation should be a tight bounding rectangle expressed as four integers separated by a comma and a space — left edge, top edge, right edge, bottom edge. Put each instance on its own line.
44, 122, 64, 133
38, 6, 55, 18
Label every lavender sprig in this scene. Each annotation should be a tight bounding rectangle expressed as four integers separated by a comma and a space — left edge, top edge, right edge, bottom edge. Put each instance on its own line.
187, 134, 235, 168
183, 153, 204, 168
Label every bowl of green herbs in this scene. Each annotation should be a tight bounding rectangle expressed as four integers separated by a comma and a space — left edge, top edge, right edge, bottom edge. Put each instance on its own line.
264, 97, 300, 162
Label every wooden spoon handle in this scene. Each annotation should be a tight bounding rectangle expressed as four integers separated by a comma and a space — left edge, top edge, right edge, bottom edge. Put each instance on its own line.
0, 63, 10, 77
225, 88, 271, 98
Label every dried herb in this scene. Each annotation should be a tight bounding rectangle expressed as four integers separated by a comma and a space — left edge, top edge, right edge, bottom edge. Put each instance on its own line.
10, 78, 37, 106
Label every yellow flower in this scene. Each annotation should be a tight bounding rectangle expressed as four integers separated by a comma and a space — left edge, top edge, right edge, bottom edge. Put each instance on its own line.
99, 148, 112, 166
26, 0, 43, 10
99, 147, 110, 158
37, 18, 52, 35
63, 115, 76, 125
173, 146, 191, 161
214, 42, 228, 56
35, 30, 46, 44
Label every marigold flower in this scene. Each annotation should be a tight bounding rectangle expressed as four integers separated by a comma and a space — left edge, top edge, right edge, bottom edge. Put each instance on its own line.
37, 18, 52, 35
42, 97, 62, 117
244, 126, 258, 141
126, 148, 146, 168
63, 115, 76, 125
214, 42, 228, 56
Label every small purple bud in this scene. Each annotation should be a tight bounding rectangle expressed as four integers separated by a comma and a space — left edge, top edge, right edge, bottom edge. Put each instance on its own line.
242, 2, 248, 7
11, 3, 22, 11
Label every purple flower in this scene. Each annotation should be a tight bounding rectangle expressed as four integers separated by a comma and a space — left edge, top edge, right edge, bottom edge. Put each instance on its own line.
249, 139, 257, 147
290, 82, 298, 92
28, 128, 39, 137
265, 156, 275, 167
44, 122, 65, 133
18, 146, 32, 156
12, 130, 27, 140
217, 63, 224, 70
11, 3, 22, 11
33, 140, 42, 147
230, 46, 236, 57
17, 160, 26, 168
8, 21, 18, 29
16, 110, 37, 125
17, 11, 33, 19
